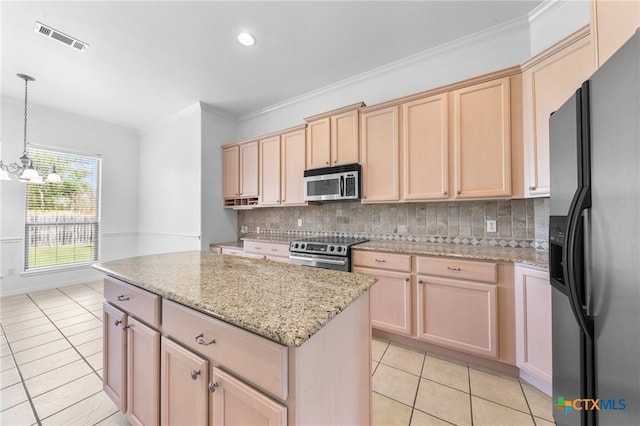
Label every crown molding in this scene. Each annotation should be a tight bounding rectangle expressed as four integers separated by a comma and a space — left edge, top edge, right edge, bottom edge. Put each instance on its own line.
199, 102, 237, 123
138, 102, 202, 135
528, 0, 566, 25
238, 14, 531, 123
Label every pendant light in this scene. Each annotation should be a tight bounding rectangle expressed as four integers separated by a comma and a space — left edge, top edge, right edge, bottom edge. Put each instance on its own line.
0, 74, 61, 183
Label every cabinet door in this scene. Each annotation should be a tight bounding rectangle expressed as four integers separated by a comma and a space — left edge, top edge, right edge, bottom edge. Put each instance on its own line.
515, 266, 552, 394
161, 337, 209, 426
523, 37, 595, 197
417, 276, 498, 358
103, 303, 127, 413
306, 118, 331, 169
452, 77, 511, 198
127, 317, 160, 426
211, 367, 287, 426
222, 146, 240, 199
281, 128, 306, 206
402, 94, 449, 200
331, 109, 360, 166
259, 136, 281, 206
592, 0, 640, 67
360, 106, 400, 202
353, 266, 411, 336
240, 141, 259, 198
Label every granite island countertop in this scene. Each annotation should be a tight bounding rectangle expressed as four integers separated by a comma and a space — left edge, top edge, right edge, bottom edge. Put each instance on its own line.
93, 251, 377, 347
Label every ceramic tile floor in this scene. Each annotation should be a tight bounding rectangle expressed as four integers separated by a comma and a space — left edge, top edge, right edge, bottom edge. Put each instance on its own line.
1, 282, 555, 426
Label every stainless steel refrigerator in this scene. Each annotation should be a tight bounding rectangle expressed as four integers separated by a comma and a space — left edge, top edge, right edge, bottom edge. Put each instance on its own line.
549, 29, 639, 426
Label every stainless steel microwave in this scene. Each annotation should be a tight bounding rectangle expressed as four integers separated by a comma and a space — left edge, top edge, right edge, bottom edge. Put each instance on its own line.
303, 163, 361, 202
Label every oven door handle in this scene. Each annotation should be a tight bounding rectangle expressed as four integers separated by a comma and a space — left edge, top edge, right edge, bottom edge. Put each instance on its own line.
289, 255, 348, 266
340, 175, 345, 197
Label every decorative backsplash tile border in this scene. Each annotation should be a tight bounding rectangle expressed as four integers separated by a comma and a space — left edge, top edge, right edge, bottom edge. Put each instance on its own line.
238, 199, 550, 251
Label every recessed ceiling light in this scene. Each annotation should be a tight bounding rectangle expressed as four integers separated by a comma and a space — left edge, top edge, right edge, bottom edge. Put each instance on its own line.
237, 32, 255, 47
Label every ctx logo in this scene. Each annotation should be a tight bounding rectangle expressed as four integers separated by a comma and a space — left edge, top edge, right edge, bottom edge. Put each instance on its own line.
554, 396, 627, 414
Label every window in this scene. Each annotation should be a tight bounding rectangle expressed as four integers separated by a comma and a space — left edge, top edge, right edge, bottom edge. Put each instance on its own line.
24, 147, 101, 270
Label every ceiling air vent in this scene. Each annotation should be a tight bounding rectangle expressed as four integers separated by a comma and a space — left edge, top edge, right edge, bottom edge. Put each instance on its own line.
34, 21, 89, 52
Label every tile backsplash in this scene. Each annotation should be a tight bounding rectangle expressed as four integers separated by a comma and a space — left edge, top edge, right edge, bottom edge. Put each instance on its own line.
238, 198, 550, 250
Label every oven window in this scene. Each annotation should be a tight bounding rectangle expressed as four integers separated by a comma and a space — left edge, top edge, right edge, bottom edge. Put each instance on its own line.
307, 178, 339, 196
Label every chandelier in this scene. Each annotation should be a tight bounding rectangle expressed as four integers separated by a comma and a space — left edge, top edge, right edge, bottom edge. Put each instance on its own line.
0, 74, 61, 183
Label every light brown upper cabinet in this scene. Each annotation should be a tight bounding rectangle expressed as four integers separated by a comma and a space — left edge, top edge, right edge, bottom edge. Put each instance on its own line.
305, 102, 364, 170
222, 141, 259, 208
222, 145, 240, 200
402, 94, 449, 200
591, 0, 640, 68
360, 105, 400, 202
452, 77, 512, 199
280, 127, 306, 206
522, 28, 595, 197
259, 126, 307, 207
259, 135, 282, 207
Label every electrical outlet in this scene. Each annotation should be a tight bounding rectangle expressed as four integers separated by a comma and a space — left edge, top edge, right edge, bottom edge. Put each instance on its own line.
297, 218, 303, 227
486, 220, 497, 233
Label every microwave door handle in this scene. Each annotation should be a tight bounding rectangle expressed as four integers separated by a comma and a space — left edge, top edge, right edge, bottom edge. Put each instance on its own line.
340, 176, 344, 196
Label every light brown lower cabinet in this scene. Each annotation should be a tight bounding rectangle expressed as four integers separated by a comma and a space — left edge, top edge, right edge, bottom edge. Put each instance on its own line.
353, 251, 412, 336
103, 275, 370, 425
416, 275, 498, 358
103, 303, 160, 426
211, 368, 287, 426
354, 250, 516, 366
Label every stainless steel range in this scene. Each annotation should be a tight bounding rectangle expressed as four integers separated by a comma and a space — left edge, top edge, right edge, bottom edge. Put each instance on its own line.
289, 237, 368, 272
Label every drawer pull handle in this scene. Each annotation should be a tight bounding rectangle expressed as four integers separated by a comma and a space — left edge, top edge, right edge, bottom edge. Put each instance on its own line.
255, 246, 261, 250
375, 259, 386, 263
208, 381, 219, 393
115, 320, 122, 326
195, 333, 216, 346
190, 369, 201, 380
116, 295, 129, 301
271, 248, 278, 251
447, 267, 462, 271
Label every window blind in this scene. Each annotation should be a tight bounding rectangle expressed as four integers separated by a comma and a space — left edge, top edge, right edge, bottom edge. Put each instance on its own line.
24, 147, 101, 270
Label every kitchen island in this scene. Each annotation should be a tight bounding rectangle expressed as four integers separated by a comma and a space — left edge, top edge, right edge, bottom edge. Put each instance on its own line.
94, 251, 377, 425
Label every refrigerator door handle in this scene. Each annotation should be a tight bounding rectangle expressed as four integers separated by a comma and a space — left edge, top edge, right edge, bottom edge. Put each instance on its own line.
563, 186, 594, 340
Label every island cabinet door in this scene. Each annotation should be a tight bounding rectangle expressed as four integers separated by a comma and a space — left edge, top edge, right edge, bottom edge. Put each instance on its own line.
210, 367, 287, 426
103, 302, 127, 413
127, 317, 160, 426
161, 337, 209, 426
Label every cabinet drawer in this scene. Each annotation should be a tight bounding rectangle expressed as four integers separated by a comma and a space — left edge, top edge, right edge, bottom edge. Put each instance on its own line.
162, 300, 288, 401
352, 250, 411, 272
104, 276, 161, 328
244, 241, 289, 258
221, 247, 264, 259
416, 257, 497, 283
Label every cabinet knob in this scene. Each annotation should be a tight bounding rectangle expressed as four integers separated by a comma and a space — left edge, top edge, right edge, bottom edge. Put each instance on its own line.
325, 161, 329, 165
443, 191, 448, 196
208, 381, 219, 393
404, 278, 410, 282
456, 191, 461, 195
190, 370, 201, 380
418, 279, 424, 284
195, 333, 216, 346
529, 186, 536, 191
114, 320, 122, 326
116, 294, 129, 302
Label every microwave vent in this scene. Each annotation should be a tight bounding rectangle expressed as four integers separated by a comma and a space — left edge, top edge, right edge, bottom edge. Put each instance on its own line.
34, 21, 89, 52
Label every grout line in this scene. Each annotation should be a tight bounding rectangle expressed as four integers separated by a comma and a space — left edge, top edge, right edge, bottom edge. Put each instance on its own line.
0, 320, 43, 426
519, 380, 538, 424
408, 352, 428, 425
468, 362, 474, 426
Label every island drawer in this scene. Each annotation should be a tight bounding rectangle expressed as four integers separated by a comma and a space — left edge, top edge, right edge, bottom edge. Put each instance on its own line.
416, 257, 497, 283
162, 299, 288, 401
104, 276, 161, 328
244, 241, 289, 258
352, 250, 411, 272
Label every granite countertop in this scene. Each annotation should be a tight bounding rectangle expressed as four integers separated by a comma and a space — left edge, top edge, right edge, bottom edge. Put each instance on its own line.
93, 251, 377, 347
354, 241, 548, 268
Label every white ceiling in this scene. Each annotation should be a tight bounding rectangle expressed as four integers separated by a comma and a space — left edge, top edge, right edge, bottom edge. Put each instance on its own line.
1, 1, 542, 131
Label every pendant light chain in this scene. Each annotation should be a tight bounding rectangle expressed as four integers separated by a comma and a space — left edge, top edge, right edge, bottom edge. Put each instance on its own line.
23, 77, 29, 153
